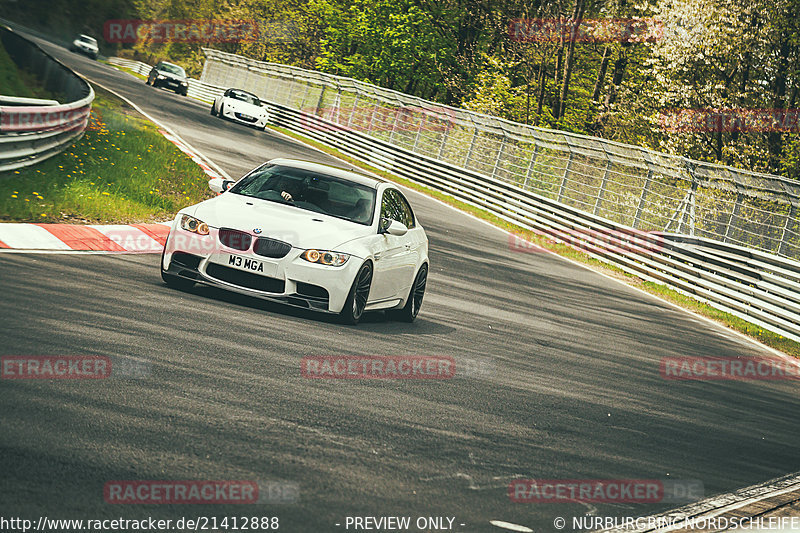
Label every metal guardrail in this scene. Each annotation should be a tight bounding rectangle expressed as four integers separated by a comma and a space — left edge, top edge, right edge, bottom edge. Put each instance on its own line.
107, 55, 800, 342
0, 25, 94, 172
199, 48, 800, 263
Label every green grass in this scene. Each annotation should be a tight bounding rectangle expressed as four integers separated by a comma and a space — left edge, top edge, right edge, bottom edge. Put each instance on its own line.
266, 124, 800, 358
0, 40, 55, 99
0, 86, 214, 223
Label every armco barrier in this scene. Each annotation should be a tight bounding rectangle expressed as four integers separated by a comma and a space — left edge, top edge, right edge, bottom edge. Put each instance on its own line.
199, 48, 800, 263
0, 25, 94, 172
107, 55, 800, 342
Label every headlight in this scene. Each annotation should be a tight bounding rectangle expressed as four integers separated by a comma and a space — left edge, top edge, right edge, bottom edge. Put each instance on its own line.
301, 249, 350, 267
156, 74, 166, 79
180, 81, 188, 86
180, 215, 209, 235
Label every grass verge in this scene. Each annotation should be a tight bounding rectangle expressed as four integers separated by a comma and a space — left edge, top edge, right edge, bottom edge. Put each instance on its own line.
0, 39, 55, 99
0, 85, 214, 223
267, 123, 800, 358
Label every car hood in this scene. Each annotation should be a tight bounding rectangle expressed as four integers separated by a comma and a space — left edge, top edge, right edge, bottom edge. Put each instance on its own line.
191, 193, 372, 250
223, 99, 266, 116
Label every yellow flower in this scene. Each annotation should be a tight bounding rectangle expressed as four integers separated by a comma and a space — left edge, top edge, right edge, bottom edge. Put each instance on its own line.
24, 199, 29, 202
11, 194, 17, 198
40, 213, 46, 217
36, 195, 43, 200
32, 191, 39, 195
102, 192, 110, 195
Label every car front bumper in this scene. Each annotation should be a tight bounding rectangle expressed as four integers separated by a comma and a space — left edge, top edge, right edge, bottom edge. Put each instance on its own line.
221, 106, 268, 128
162, 225, 361, 314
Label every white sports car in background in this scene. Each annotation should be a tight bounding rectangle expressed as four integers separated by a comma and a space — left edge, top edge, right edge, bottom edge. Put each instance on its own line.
160, 159, 429, 324
70, 34, 98, 59
211, 88, 270, 129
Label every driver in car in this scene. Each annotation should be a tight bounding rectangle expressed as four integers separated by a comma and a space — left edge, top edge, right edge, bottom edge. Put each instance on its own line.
279, 178, 306, 202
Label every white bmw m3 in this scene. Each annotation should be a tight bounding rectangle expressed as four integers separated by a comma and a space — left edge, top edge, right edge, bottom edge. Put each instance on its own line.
161, 159, 429, 324
211, 88, 270, 129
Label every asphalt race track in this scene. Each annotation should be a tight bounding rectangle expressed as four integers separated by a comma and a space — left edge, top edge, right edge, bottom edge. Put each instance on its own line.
1, 30, 799, 533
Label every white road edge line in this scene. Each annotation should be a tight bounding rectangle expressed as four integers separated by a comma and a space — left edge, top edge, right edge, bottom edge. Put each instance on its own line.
263, 125, 791, 359
489, 520, 534, 532
72, 71, 231, 180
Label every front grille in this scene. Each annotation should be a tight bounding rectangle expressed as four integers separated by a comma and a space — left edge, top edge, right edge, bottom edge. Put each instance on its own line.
254, 237, 292, 258
206, 263, 285, 293
171, 252, 202, 270
218, 228, 252, 251
234, 113, 257, 123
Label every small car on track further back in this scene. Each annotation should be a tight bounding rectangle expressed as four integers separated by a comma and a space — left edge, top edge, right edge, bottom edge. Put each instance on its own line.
146, 61, 189, 96
211, 88, 270, 129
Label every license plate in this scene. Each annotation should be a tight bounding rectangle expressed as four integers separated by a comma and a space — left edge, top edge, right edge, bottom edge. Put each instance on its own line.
238, 114, 253, 120
225, 254, 277, 276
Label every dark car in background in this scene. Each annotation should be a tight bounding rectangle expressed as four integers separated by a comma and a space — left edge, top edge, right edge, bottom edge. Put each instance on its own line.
146, 61, 188, 96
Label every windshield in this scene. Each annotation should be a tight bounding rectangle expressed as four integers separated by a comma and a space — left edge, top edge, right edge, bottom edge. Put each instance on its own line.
229, 90, 260, 106
158, 63, 185, 77
78, 36, 96, 45
229, 165, 376, 225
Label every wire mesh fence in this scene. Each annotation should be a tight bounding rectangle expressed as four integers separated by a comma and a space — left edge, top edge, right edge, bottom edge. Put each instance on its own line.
199, 48, 800, 261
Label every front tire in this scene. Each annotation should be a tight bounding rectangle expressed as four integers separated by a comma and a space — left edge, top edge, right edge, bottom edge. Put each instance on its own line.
388, 263, 427, 322
339, 262, 373, 325
211, 103, 217, 116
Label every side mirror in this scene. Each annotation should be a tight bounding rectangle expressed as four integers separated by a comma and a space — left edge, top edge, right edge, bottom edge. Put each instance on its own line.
209, 178, 233, 194
379, 218, 408, 236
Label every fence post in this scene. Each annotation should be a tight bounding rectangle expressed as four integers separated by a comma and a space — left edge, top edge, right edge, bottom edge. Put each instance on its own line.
778, 202, 797, 256
436, 127, 448, 160
522, 143, 540, 190
347, 91, 360, 129
492, 133, 507, 180
593, 155, 612, 215
724, 191, 743, 243
412, 112, 426, 153
686, 163, 698, 236
463, 127, 478, 169
367, 100, 378, 135
315, 85, 326, 115
557, 151, 574, 203
299, 80, 310, 109
633, 168, 653, 229
388, 103, 401, 144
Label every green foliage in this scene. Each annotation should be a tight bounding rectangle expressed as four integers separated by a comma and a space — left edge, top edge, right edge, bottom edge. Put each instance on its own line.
4, 0, 799, 180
